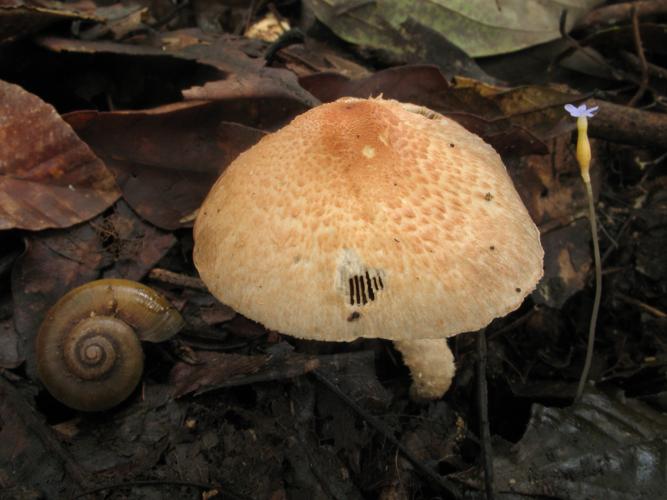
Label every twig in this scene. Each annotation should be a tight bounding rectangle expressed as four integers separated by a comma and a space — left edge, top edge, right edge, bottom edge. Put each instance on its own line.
264, 28, 305, 65
311, 370, 462, 498
148, 268, 207, 290
588, 99, 667, 150
575, 180, 602, 402
615, 292, 667, 318
576, 0, 667, 31
558, 11, 618, 77
476, 330, 495, 500
601, 215, 634, 265
620, 51, 667, 82
627, 6, 649, 106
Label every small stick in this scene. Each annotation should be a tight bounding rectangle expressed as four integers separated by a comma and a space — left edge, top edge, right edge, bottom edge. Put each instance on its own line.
620, 51, 667, 82
558, 11, 619, 77
576, 0, 667, 30
627, 5, 649, 106
601, 215, 634, 265
148, 268, 207, 291
264, 28, 304, 65
477, 329, 495, 500
615, 293, 667, 318
312, 370, 462, 498
588, 100, 667, 150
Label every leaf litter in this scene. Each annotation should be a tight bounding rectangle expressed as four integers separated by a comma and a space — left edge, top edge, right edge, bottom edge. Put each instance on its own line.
455, 388, 667, 499
1, 1, 666, 498
0, 80, 120, 231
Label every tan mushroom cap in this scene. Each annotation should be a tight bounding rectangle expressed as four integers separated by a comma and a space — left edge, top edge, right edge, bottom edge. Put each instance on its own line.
193, 97, 543, 343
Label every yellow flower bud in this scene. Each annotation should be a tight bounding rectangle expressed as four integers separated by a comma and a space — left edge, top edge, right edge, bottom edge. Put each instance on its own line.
576, 115, 591, 183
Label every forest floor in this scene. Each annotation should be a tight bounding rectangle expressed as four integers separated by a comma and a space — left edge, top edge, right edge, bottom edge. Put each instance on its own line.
1, 1, 666, 499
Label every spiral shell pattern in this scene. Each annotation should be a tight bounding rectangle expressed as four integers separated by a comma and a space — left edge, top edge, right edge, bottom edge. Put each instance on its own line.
36, 279, 184, 411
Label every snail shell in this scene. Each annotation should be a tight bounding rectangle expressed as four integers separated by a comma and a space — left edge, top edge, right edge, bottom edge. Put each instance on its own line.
36, 279, 184, 411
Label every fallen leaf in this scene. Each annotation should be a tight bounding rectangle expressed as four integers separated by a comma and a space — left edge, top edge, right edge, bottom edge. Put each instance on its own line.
450, 76, 581, 139
455, 389, 667, 499
511, 136, 590, 227
179, 35, 320, 106
0, 80, 120, 230
38, 30, 320, 108
305, 0, 601, 58
74, 2, 148, 41
535, 220, 593, 308
65, 102, 266, 230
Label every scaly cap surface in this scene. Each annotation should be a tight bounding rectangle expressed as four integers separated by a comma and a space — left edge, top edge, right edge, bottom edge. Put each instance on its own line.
194, 97, 543, 341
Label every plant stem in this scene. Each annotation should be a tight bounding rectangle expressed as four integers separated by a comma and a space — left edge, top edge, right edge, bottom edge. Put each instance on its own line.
575, 180, 602, 402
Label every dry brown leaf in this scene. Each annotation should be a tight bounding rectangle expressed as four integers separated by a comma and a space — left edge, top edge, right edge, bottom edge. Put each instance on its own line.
0, 80, 120, 231
65, 102, 266, 230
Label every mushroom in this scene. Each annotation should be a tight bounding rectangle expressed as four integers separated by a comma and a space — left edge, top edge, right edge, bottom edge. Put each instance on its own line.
193, 97, 543, 399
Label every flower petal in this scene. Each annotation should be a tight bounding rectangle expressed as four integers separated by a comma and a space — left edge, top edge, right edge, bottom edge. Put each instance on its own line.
565, 103, 597, 118
564, 103, 580, 117
584, 106, 599, 117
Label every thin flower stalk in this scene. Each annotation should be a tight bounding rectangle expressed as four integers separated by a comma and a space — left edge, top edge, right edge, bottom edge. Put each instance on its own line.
565, 103, 602, 402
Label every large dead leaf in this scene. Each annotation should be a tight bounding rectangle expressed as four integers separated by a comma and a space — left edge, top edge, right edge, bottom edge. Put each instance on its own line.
0, 80, 120, 231
305, 0, 602, 58
455, 389, 667, 498
65, 102, 266, 230
38, 30, 320, 108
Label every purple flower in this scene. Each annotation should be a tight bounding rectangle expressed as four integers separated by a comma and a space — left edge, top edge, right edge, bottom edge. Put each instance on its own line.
565, 103, 599, 118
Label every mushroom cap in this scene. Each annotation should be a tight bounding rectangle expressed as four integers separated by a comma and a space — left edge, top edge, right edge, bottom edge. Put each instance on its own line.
193, 97, 543, 342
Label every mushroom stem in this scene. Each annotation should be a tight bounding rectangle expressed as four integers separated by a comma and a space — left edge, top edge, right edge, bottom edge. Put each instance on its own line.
393, 339, 455, 400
